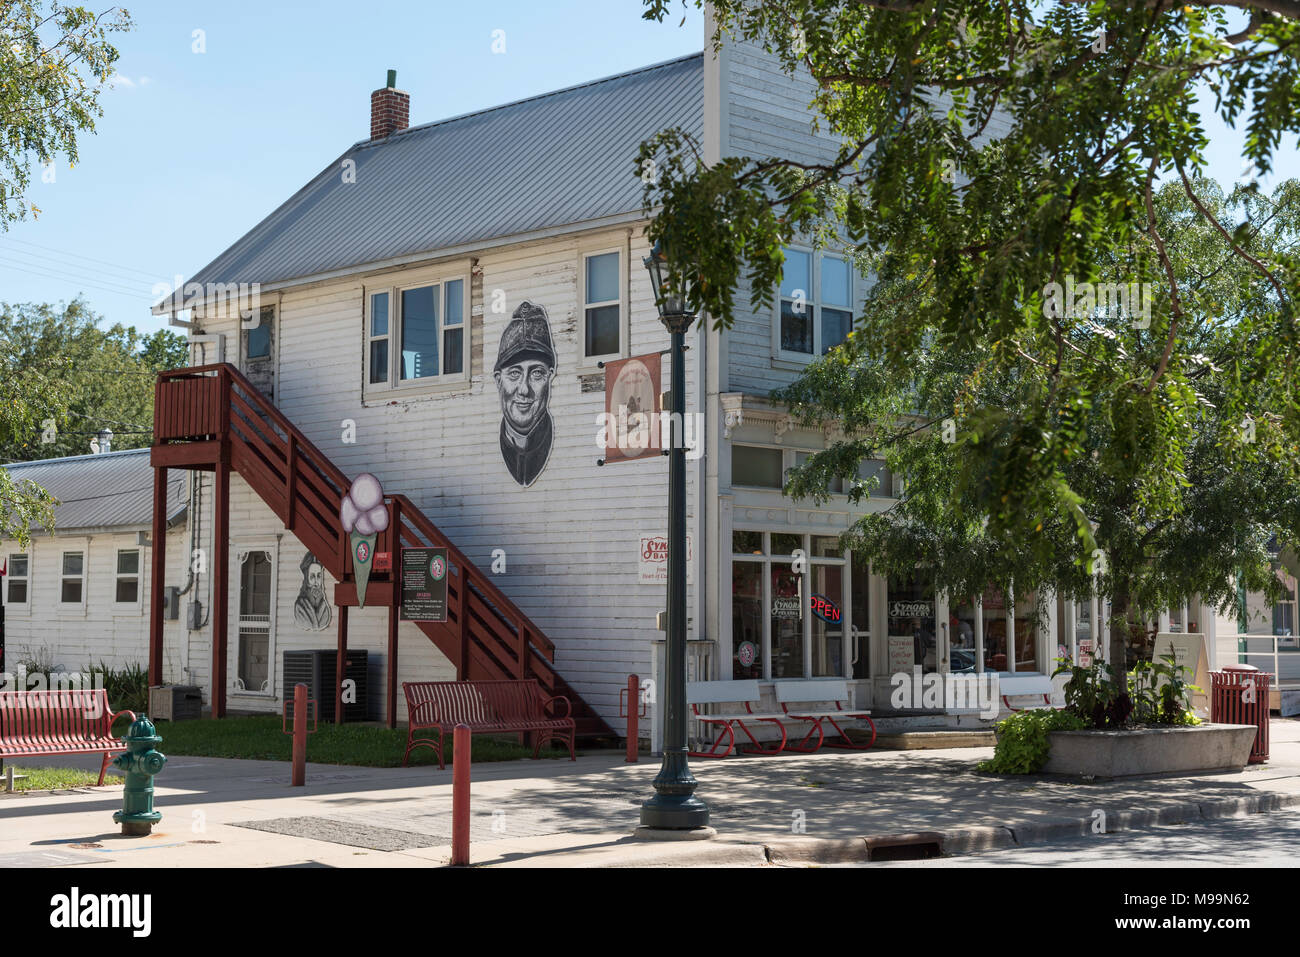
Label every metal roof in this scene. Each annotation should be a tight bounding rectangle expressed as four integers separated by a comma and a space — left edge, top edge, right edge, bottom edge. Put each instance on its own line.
155, 53, 703, 313
2, 448, 186, 534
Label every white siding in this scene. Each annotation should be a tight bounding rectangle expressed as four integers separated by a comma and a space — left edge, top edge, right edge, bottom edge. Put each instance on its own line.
186, 225, 701, 731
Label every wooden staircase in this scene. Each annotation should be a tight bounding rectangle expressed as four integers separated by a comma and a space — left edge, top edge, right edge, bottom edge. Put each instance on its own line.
150, 363, 611, 736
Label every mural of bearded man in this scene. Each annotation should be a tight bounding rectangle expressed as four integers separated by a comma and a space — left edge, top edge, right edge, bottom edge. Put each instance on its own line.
294, 551, 332, 631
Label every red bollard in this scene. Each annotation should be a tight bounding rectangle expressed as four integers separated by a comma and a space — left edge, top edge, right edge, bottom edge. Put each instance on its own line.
626, 674, 639, 763
292, 683, 308, 786
451, 723, 471, 866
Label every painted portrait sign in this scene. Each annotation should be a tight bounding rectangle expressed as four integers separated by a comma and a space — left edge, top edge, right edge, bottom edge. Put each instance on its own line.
494, 301, 556, 487
603, 353, 661, 463
294, 552, 332, 631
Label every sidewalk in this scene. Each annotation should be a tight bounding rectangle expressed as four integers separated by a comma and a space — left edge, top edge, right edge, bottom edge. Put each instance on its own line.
3, 719, 1298, 868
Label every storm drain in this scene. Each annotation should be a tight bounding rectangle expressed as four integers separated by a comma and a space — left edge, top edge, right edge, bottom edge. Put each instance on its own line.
866, 832, 944, 861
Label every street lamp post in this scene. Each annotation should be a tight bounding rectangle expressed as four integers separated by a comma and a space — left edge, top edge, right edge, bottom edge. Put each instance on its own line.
640, 242, 710, 831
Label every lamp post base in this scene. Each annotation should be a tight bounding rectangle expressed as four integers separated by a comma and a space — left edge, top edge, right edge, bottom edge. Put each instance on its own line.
639, 794, 711, 830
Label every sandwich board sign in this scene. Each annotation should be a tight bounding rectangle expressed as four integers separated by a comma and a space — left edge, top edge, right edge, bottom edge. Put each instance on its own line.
1152, 632, 1211, 717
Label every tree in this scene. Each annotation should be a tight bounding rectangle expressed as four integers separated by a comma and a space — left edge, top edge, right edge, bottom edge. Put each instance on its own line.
0, 2, 131, 226
0, 300, 187, 545
640, 1, 1300, 672
798, 177, 1300, 670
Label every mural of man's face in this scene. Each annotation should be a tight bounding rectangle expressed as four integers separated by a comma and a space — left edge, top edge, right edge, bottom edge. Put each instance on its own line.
307, 563, 324, 602
495, 359, 553, 434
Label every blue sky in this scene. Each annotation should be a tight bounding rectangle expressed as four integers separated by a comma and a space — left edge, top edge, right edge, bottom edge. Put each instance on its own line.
0, 1, 1290, 338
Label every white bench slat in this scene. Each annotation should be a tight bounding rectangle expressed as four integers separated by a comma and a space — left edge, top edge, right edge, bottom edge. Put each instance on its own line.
773, 679, 852, 704
687, 680, 762, 705
995, 672, 1053, 696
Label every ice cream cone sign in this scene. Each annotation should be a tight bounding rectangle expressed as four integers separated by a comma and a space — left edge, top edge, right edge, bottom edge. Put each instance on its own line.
340, 473, 387, 608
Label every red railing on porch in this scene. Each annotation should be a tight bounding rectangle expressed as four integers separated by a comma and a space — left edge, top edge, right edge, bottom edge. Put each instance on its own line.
151, 363, 609, 735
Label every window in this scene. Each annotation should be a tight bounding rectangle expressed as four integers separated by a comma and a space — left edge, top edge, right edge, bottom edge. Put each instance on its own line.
6, 553, 28, 606
60, 550, 84, 604
237, 550, 273, 694
731, 445, 783, 488
366, 276, 468, 389
245, 304, 274, 360
729, 532, 850, 680
115, 548, 140, 604
776, 247, 855, 358
584, 251, 621, 358
369, 292, 389, 384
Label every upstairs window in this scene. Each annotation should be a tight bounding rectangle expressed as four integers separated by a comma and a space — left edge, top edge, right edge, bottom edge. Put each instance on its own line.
61, 550, 85, 605
369, 292, 389, 384
245, 304, 274, 360
777, 247, 855, 358
367, 276, 468, 389
5, 553, 28, 606
115, 548, 140, 605
584, 250, 621, 359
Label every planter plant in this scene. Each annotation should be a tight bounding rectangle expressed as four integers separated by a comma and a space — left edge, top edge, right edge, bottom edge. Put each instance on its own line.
981, 653, 1205, 775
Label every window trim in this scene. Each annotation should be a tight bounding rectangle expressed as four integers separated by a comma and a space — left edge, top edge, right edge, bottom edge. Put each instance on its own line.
729, 530, 853, 680
57, 540, 89, 616
772, 245, 856, 364
232, 542, 279, 698
4, 549, 31, 615
363, 266, 472, 397
580, 244, 628, 366
243, 303, 276, 363
112, 546, 142, 613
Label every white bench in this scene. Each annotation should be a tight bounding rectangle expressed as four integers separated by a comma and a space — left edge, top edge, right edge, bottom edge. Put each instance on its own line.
686, 679, 876, 757
775, 679, 876, 751
686, 680, 792, 758
994, 672, 1062, 711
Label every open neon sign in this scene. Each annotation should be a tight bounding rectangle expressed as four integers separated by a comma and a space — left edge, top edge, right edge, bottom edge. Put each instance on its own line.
810, 594, 841, 623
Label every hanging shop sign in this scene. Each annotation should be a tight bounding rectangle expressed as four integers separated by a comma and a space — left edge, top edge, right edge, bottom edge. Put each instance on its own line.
400, 546, 448, 622
887, 600, 933, 620
637, 532, 694, 585
339, 473, 388, 608
810, 594, 841, 623
602, 353, 662, 464
772, 595, 802, 620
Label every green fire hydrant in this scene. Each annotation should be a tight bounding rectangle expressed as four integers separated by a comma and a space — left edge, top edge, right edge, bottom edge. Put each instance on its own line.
112, 716, 167, 836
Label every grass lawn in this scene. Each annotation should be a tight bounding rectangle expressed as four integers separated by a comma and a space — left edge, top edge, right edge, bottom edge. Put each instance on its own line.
152, 715, 572, 768
2, 766, 112, 791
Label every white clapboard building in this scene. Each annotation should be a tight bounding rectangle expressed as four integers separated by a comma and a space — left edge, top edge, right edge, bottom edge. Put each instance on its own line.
5, 22, 1295, 736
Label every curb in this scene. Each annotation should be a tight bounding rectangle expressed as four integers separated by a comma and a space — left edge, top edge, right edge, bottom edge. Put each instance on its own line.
705, 790, 1300, 867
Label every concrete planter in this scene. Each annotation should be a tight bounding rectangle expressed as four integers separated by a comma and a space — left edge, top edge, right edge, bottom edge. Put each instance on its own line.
1042, 723, 1258, 777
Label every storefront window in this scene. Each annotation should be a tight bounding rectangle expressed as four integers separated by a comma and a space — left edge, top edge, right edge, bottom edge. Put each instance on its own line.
1014, 591, 1037, 672
982, 589, 1008, 672
771, 565, 803, 678
733, 530, 763, 555
771, 533, 801, 557
887, 573, 936, 675
810, 564, 843, 676
850, 552, 871, 679
732, 561, 763, 679
949, 599, 979, 674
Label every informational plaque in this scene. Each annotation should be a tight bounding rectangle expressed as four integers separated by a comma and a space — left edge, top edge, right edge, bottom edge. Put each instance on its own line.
400, 547, 448, 622
1153, 632, 1210, 716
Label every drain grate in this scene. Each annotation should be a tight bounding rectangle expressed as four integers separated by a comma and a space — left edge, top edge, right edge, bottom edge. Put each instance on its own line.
233, 817, 441, 852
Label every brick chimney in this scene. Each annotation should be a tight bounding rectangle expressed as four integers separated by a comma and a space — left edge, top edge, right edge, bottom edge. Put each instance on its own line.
370, 69, 409, 140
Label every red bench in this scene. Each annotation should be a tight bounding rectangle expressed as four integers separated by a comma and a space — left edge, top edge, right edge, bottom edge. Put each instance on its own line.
401, 679, 576, 769
0, 689, 136, 786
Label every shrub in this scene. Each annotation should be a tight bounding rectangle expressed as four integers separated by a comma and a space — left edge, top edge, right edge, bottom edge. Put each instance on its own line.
84, 661, 149, 716
979, 709, 1086, 774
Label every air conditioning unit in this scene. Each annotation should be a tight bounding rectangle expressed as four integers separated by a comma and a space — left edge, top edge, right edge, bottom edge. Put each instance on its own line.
282, 649, 368, 722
